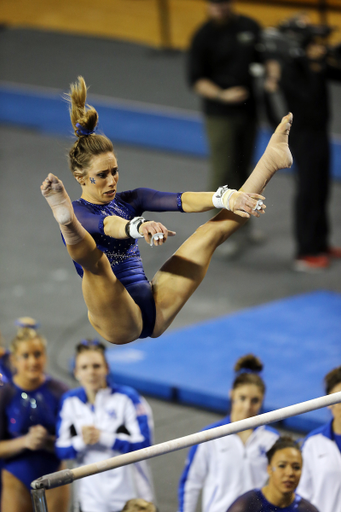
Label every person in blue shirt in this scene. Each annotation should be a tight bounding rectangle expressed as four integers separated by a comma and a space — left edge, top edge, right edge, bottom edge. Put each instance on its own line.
226, 436, 319, 512
0, 321, 70, 512
41, 76, 293, 346
0, 317, 41, 507
296, 365, 341, 512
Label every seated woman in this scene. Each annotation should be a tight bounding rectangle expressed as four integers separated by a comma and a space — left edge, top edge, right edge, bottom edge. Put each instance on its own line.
56, 339, 154, 512
41, 76, 293, 345
0, 320, 70, 512
226, 436, 319, 512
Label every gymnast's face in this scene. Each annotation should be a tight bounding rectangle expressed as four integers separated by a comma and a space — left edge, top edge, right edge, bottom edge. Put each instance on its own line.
328, 382, 341, 422
79, 152, 119, 205
74, 350, 109, 394
229, 383, 263, 422
267, 447, 302, 497
12, 339, 46, 386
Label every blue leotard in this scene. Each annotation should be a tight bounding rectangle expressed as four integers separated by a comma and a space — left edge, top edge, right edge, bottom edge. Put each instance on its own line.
227, 489, 319, 512
0, 377, 69, 490
71, 188, 184, 338
0, 351, 12, 384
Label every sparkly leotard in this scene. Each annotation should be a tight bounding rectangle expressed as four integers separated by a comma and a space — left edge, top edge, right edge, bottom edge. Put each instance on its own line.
227, 489, 319, 512
71, 188, 184, 338
0, 377, 69, 490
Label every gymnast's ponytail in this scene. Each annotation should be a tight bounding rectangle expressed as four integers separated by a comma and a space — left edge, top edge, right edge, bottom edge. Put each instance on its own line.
66, 76, 113, 179
68, 76, 98, 138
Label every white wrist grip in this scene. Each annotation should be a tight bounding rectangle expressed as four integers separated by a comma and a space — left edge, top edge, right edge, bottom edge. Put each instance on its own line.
126, 217, 146, 238
212, 186, 237, 211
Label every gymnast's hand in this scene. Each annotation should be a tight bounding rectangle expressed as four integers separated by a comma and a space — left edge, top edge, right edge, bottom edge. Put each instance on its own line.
25, 425, 49, 450
229, 191, 266, 219
139, 220, 176, 247
81, 425, 101, 445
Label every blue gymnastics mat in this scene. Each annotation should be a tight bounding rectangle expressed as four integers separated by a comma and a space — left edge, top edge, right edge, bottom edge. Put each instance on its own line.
1, 82, 341, 180
106, 290, 341, 433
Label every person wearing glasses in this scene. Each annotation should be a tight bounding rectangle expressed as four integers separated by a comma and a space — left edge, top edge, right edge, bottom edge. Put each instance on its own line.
0, 318, 70, 512
55, 339, 155, 512
41, 76, 293, 346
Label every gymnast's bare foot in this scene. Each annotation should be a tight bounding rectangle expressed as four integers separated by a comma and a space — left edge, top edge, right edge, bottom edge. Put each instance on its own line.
41, 173, 74, 225
242, 113, 293, 194
263, 112, 293, 173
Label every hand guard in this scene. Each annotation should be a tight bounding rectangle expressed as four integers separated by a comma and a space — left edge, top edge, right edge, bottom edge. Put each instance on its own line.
125, 216, 146, 239
212, 185, 237, 211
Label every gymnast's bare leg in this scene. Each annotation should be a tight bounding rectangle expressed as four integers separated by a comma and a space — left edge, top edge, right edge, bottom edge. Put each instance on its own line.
41, 176, 144, 344
151, 113, 293, 337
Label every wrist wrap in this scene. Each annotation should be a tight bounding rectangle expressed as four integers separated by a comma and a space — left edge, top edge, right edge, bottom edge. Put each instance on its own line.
125, 217, 146, 239
212, 186, 237, 211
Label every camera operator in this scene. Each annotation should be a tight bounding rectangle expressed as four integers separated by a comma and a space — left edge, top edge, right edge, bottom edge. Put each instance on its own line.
263, 14, 341, 271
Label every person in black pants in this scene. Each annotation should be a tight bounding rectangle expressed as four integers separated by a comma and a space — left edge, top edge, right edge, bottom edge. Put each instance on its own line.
187, 0, 265, 256
278, 27, 341, 271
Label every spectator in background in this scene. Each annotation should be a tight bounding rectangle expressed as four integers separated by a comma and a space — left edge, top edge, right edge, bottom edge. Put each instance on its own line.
121, 499, 156, 512
187, 0, 265, 256
178, 354, 279, 512
265, 14, 341, 271
0, 318, 37, 509
0, 318, 40, 385
56, 339, 155, 512
296, 365, 341, 512
0, 318, 70, 512
226, 436, 319, 512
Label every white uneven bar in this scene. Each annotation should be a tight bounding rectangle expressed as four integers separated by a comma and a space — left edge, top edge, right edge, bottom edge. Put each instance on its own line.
32, 391, 341, 490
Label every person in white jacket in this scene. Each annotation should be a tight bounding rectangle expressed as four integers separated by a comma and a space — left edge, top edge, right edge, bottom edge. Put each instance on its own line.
178, 354, 279, 512
296, 364, 341, 512
56, 339, 155, 512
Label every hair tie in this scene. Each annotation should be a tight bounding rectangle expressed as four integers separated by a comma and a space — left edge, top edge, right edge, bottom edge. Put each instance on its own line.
235, 368, 262, 377
15, 317, 40, 329
79, 339, 101, 346
76, 339, 106, 353
75, 123, 96, 136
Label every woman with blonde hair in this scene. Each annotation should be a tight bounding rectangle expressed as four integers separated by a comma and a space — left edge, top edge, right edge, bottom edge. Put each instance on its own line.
0, 319, 70, 512
41, 76, 293, 345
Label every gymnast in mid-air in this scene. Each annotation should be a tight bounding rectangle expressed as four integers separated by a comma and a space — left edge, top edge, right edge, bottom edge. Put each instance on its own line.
41, 76, 293, 345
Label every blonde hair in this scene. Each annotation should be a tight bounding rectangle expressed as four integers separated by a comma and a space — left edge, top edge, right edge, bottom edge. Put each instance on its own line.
66, 76, 114, 179
121, 499, 156, 512
10, 317, 46, 354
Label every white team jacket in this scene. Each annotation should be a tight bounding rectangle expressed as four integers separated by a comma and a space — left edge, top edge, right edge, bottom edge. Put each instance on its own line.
297, 420, 341, 512
56, 384, 155, 512
178, 416, 279, 512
